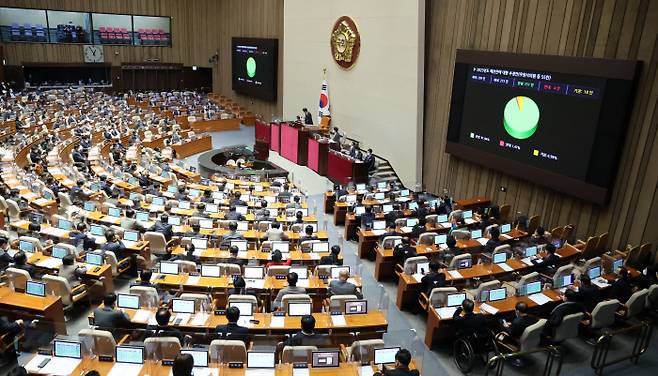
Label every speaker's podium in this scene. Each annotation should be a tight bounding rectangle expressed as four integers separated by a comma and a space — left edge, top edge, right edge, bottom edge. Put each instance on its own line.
327, 150, 368, 185
279, 122, 321, 166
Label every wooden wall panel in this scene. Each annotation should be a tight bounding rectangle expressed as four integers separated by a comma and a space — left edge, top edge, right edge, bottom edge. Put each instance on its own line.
0, 0, 283, 117
424, 0, 658, 250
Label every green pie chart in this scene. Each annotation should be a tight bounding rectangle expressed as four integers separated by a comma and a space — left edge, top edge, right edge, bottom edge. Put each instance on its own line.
246, 57, 256, 78
503, 96, 540, 139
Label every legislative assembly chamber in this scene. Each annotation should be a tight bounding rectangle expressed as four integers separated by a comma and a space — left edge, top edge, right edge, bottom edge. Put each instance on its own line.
0, 1, 657, 376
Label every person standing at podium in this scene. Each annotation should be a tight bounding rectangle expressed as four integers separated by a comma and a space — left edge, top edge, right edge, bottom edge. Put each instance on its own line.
302, 108, 313, 125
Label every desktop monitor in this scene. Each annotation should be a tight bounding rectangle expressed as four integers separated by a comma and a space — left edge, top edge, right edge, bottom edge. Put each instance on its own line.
523, 281, 542, 296
457, 258, 472, 269
90, 225, 105, 236
437, 214, 448, 223
30, 212, 44, 224
588, 266, 602, 279
172, 299, 196, 314
152, 197, 165, 206
471, 229, 483, 239
229, 301, 253, 317
107, 207, 121, 218
463, 210, 473, 219
181, 350, 209, 368
312, 351, 340, 368
51, 246, 67, 259
331, 266, 350, 279
372, 220, 386, 230
493, 252, 508, 264
244, 266, 264, 279
287, 302, 312, 316
167, 216, 181, 226
201, 264, 221, 278
237, 221, 249, 231
53, 340, 82, 359
272, 242, 289, 253
168, 186, 177, 193
356, 183, 367, 191
447, 293, 466, 307
235, 206, 248, 215
345, 300, 368, 314
26, 281, 46, 297
311, 242, 329, 253
135, 211, 150, 222
377, 182, 388, 189
561, 274, 574, 287
117, 293, 140, 309
89, 183, 100, 192
247, 351, 276, 369
123, 230, 139, 242
416, 262, 430, 275
19, 241, 34, 253
85, 253, 104, 266
240, 194, 250, 202
524, 246, 538, 258
129, 192, 140, 201
354, 206, 366, 215
400, 189, 410, 197
83, 202, 96, 211
488, 288, 507, 302
205, 204, 219, 213
374, 347, 401, 365
199, 219, 214, 229
500, 223, 512, 233
289, 267, 308, 279
58, 219, 73, 230
406, 218, 419, 227
189, 189, 200, 198
435, 234, 447, 245
408, 202, 418, 211
382, 204, 393, 213
374, 192, 386, 200
192, 238, 208, 249
160, 261, 179, 275
345, 195, 357, 203
178, 201, 191, 210
230, 240, 248, 251
115, 346, 144, 364
212, 192, 225, 200
613, 258, 624, 271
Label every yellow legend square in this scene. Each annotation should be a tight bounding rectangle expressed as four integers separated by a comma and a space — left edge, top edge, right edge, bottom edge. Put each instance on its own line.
533, 149, 539, 156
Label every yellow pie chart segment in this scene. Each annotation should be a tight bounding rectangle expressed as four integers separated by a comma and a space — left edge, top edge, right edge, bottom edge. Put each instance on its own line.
503, 96, 539, 140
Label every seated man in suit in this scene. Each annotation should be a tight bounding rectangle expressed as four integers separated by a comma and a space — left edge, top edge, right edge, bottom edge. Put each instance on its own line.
484, 227, 503, 254
284, 315, 329, 346
265, 222, 288, 241
532, 243, 560, 270
58, 254, 86, 288
329, 269, 363, 298
0, 316, 23, 358
149, 214, 174, 241
385, 204, 404, 228
373, 348, 420, 376
130, 269, 157, 288
359, 206, 376, 229
393, 238, 417, 266
94, 293, 132, 329
271, 272, 306, 310
542, 289, 587, 341
320, 245, 343, 266
226, 245, 245, 266
221, 221, 246, 245
453, 299, 489, 339
215, 306, 249, 342
298, 225, 318, 244
145, 307, 183, 342
500, 302, 539, 340
609, 267, 634, 304
10, 251, 36, 278
0, 237, 14, 264
225, 206, 245, 221
420, 261, 446, 296
574, 275, 603, 312
101, 230, 126, 257
121, 209, 147, 233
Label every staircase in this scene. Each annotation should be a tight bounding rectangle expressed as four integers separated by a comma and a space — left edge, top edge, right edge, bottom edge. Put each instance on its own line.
372, 158, 401, 186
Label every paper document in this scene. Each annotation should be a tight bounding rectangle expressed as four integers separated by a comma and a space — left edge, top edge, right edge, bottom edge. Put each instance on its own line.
270, 316, 285, 328
476, 238, 489, 246
592, 278, 609, 288
465, 218, 476, 225
190, 313, 209, 326
331, 315, 347, 326
238, 316, 254, 328
360, 365, 376, 376
439, 222, 452, 228
370, 229, 385, 236
293, 368, 310, 376
186, 276, 200, 285
108, 363, 143, 376
500, 234, 512, 240
133, 309, 152, 323
24, 355, 81, 375
480, 303, 499, 315
436, 307, 458, 319
521, 257, 534, 266
37, 258, 63, 269
498, 263, 514, 272
412, 273, 423, 283
400, 226, 412, 233
528, 293, 553, 305
447, 270, 463, 279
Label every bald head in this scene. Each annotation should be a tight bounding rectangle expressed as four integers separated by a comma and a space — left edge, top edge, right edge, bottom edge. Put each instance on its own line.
339, 269, 350, 281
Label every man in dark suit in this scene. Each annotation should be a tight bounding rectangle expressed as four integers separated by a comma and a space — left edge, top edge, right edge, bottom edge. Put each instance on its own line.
542, 289, 586, 340
532, 243, 560, 271
302, 108, 313, 125
609, 268, 634, 304
385, 204, 404, 227
484, 227, 503, 254
373, 348, 420, 376
69, 180, 90, 206
130, 269, 157, 289
11, 251, 36, 278
284, 315, 330, 346
420, 261, 446, 295
94, 293, 132, 329
414, 200, 428, 220
145, 307, 183, 342
501, 302, 539, 339
320, 245, 343, 266
229, 192, 246, 207
298, 225, 318, 243
150, 214, 174, 241
364, 149, 376, 172
393, 238, 417, 265
453, 299, 489, 338
574, 275, 603, 312
215, 306, 249, 342
359, 205, 376, 229
328, 269, 362, 298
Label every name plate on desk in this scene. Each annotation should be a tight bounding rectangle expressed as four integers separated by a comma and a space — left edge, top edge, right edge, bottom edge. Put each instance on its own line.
228, 362, 244, 368
214, 310, 225, 316
98, 355, 113, 362
275, 275, 286, 280
293, 363, 308, 368
273, 311, 286, 316
162, 359, 175, 366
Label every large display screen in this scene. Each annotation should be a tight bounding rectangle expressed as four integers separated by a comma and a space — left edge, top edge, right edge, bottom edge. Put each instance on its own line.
446, 50, 639, 204
232, 38, 278, 101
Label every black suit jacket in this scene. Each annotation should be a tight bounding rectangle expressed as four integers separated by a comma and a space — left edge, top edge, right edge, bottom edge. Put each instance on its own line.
374, 367, 420, 376
453, 309, 489, 337
420, 271, 445, 295
393, 245, 417, 264
610, 277, 633, 304
151, 221, 174, 241
215, 322, 249, 342
508, 315, 539, 339
144, 324, 183, 342
575, 284, 602, 312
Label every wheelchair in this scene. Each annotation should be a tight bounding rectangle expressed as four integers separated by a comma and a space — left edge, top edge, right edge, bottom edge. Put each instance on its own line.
452, 329, 500, 373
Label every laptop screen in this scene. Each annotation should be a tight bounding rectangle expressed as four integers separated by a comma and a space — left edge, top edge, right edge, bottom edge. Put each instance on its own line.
437, 214, 448, 222
189, 189, 200, 198
331, 266, 350, 279
205, 204, 219, 213
115, 346, 144, 364
345, 195, 357, 203
237, 221, 249, 231
488, 288, 507, 302
135, 211, 150, 222
354, 206, 365, 215
192, 238, 207, 249
107, 207, 121, 217
613, 258, 624, 271
178, 201, 191, 210
312, 351, 340, 368
374, 192, 385, 200
400, 189, 410, 197
58, 219, 72, 230
406, 218, 419, 227
493, 252, 507, 264
90, 224, 105, 236
382, 204, 393, 213
117, 293, 140, 309
524, 246, 537, 257
416, 262, 430, 275
561, 274, 574, 287
172, 299, 195, 314
53, 340, 82, 359
311, 242, 329, 253
588, 266, 601, 279
377, 182, 387, 189
160, 261, 179, 275
287, 302, 312, 316
129, 193, 140, 201
26, 281, 46, 297
372, 220, 386, 230
247, 352, 275, 369
199, 219, 214, 229
463, 210, 473, 219
181, 350, 209, 367
272, 242, 289, 253
408, 202, 418, 211
152, 197, 165, 206
244, 266, 264, 279
447, 293, 466, 307
435, 234, 447, 245
345, 300, 367, 314
500, 223, 512, 233
471, 229, 482, 239
123, 230, 139, 242
229, 301, 253, 317
201, 264, 220, 278
167, 216, 181, 225
289, 267, 308, 279
85, 253, 103, 266
524, 281, 542, 295
374, 347, 400, 365
51, 246, 67, 259
235, 206, 248, 215
457, 258, 472, 269
356, 183, 367, 191
84, 202, 96, 211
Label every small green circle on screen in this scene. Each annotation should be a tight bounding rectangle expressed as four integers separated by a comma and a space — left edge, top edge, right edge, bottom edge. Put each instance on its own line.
246, 57, 256, 78
503, 96, 540, 139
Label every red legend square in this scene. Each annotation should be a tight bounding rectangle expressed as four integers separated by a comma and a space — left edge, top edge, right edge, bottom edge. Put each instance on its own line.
499, 140, 505, 146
